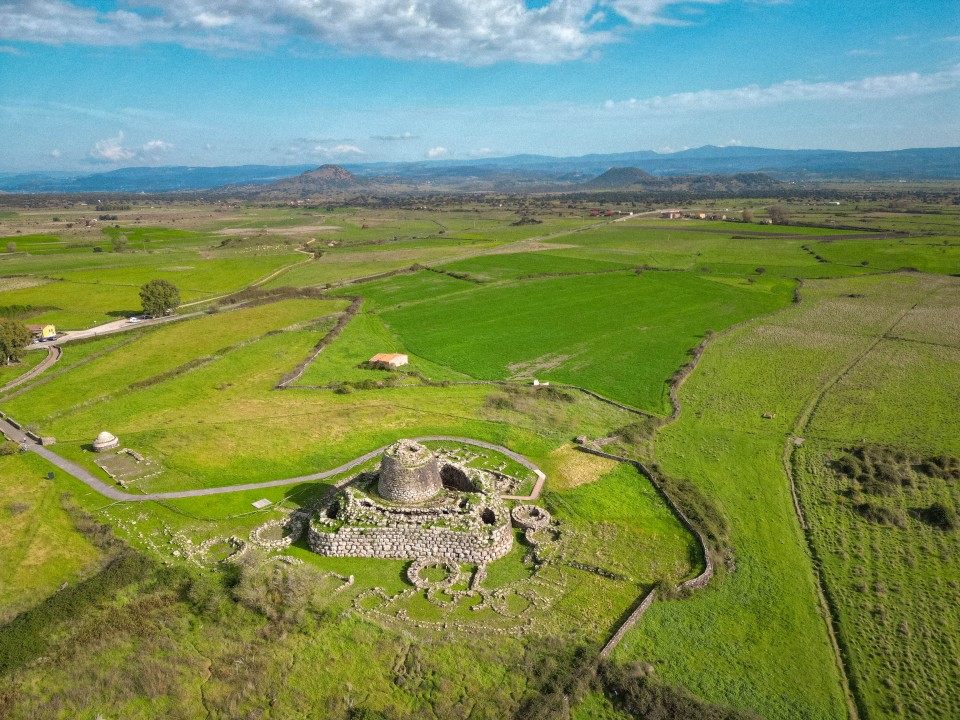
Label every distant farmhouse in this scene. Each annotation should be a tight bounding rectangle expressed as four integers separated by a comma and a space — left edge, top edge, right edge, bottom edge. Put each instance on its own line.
370, 353, 408, 368
25, 324, 56, 341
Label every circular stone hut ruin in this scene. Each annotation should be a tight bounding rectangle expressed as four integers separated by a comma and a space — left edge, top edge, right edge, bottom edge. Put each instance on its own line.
308, 440, 513, 563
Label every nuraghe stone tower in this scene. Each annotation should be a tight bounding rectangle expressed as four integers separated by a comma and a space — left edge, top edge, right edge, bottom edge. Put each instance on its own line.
378, 440, 442, 503
308, 439, 514, 562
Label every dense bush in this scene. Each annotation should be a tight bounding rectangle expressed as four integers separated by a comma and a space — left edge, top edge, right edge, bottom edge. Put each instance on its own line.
0, 552, 155, 674
0, 440, 21, 456
649, 463, 732, 566
600, 662, 762, 720
919, 502, 959, 531
855, 501, 908, 528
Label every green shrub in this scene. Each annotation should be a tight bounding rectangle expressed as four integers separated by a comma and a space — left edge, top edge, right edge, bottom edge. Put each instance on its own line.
855, 501, 907, 528
0, 440, 21, 456
0, 552, 155, 673
919, 502, 959, 531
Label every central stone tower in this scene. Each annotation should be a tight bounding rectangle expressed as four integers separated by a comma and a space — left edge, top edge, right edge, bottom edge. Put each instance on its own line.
378, 439, 442, 503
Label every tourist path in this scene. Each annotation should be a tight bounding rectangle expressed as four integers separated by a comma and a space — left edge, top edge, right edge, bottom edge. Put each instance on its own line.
0, 420, 545, 504
0, 345, 61, 393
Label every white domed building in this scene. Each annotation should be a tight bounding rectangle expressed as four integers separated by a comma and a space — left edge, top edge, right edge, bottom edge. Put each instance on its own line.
92, 431, 119, 452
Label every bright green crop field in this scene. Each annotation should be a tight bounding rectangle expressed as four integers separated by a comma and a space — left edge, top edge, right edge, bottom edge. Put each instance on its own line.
382, 269, 794, 414
0, 195, 957, 720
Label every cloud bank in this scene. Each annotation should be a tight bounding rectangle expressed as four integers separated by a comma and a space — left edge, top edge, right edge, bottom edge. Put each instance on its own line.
603, 65, 960, 113
88, 131, 173, 163
0, 0, 735, 64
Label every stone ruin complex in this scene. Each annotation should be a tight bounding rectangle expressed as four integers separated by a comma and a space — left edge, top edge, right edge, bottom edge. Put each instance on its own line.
308, 439, 514, 563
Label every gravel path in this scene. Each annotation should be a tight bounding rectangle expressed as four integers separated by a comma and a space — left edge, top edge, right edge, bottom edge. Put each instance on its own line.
0, 346, 61, 393
0, 420, 545, 504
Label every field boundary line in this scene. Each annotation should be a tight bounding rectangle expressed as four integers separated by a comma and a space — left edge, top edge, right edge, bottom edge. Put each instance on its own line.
781, 276, 947, 720
666, 279, 805, 423
576, 445, 713, 659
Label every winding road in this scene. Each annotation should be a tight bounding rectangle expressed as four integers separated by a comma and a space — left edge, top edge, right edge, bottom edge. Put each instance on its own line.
0, 420, 545, 504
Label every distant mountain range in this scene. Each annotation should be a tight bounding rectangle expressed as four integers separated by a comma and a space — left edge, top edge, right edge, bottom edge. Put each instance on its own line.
580, 168, 783, 192
1, 145, 958, 194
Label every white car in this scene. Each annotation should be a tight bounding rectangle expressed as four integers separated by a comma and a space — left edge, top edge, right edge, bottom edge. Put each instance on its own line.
127, 316, 142, 324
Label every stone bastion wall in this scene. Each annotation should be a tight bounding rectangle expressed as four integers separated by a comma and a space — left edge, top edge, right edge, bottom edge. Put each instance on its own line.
307, 520, 514, 563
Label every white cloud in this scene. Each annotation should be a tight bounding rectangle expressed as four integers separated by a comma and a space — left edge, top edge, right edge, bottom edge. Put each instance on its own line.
0, 0, 738, 65
87, 131, 174, 163
371, 132, 419, 141
310, 144, 365, 156
604, 0, 722, 26
0, 44, 22, 54
142, 139, 173, 155
49, 148, 61, 157
427, 146, 450, 159
89, 131, 136, 162
603, 65, 960, 114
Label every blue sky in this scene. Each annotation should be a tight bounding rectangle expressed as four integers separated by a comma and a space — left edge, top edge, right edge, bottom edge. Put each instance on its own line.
1, 0, 958, 171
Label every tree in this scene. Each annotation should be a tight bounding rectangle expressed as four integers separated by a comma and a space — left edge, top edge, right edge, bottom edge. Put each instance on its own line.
0, 319, 32, 365
768, 205, 790, 225
741, 209, 754, 223
139, 279, 181, 318
6, 242, 15, 253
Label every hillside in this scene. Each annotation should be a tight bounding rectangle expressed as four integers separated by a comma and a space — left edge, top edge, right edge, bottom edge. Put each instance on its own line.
582, 168, 783, 192
4, 146, 959, 194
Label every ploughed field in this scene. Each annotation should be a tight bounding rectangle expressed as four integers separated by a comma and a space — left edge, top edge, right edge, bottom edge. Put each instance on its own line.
0, 196, 958, 719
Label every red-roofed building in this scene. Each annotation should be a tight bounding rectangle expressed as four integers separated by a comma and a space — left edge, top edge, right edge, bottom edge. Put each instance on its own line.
370, 353, 409, 368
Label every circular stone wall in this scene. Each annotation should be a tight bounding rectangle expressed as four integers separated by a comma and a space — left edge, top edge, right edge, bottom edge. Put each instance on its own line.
378, 440, 443, 504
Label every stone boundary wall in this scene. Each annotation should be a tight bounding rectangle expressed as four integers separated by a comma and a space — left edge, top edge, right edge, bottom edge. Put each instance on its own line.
275, 295, 362, 389
576, 446, 714, 592
307, 520, 513, 563
0, 335, 138, 402
666, 279, 805, 423
599, 589, 656, 660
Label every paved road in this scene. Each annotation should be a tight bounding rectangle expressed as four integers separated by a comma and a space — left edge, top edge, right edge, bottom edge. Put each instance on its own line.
0, 346, 61, 394
0, 420, 545, 503
52, 311, 204, 345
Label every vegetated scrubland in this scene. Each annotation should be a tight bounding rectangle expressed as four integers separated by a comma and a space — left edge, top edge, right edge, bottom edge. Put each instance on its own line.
0, 452, 100, 623
618, 272, 958, 720
792, 275, 960, 719
0, 396, 703, 720
0, 195, 958, 719
381, 269, 794, 414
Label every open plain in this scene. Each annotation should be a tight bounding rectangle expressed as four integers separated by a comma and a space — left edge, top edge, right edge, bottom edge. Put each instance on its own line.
0, 192, 957, 719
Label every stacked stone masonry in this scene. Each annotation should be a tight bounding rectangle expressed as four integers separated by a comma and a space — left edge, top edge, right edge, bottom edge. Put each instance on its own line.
309, 439, 515, 563
378, 439, 443, 503
308, 521, 513, 563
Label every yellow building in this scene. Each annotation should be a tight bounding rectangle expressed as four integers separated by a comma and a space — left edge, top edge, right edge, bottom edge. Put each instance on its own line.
26, 324, 56, 340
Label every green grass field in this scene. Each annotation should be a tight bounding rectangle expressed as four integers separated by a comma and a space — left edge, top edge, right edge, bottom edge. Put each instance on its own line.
382, 269, 794, 413
790, 276, 960, 719
0, 452, 100, 623
0, 197, 958, 719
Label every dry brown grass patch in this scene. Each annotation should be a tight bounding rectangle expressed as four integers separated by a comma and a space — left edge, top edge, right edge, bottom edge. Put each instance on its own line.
547, 444, 619, 490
